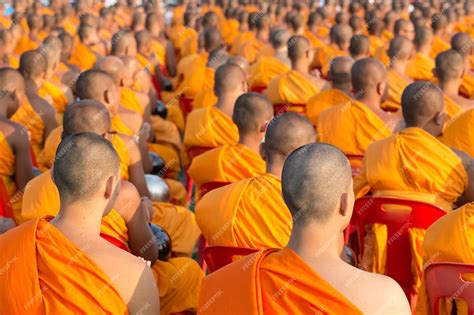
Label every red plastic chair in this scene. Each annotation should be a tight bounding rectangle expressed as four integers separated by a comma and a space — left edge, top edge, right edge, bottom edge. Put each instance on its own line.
353, 197, 445, 303
425, 262, 474, 315
179, 97, 194, 119
251, 86, 266, 94
273, 103, 306, 116
203, 245, 260, 273
0, 179, 14, 220
346, 154, 364, 177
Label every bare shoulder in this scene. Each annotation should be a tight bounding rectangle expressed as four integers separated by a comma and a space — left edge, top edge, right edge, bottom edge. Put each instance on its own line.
29, 95, 56, 116
0, 118, 28, 146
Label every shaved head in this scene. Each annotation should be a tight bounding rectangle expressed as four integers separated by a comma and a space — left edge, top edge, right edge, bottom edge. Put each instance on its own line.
451, 32, 473, 57
394, 19, 415, 40
282, 143, 352, 225
39, 36, 62, 70
387, 36, 413, 61
264, 113, 316, 162
401, 81, 444, 127
351, 58, 387, 94
349, 35, 370, 59
206, 47, 228, 69
19, 50, 47, 79
53, 133, 119, 205
204, 27, 222, 52
232, 93, 273, 136
330, 24, 353, 49
135, 29, 152, 51
329, 56, 354, 85
288, 35, 311, 64
0, 67, 25, 94
214, 63, 246, 97
270, 28, 290, 50
414, 27, 433, 49
94, 56, 124, 85
435, 50, 464, 82
62, 99, 111, 138
226, 56, 250, 74
76, 70, 116, 105
111, 31, 137, 56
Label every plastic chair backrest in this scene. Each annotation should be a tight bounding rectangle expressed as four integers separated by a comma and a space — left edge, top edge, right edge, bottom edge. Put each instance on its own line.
354, 197, 445, 294
0, 179, 13, 219
346, 154, 364, 177
273, 103, 306, 116
425, 262, 474, 315
203, 245, 260, 273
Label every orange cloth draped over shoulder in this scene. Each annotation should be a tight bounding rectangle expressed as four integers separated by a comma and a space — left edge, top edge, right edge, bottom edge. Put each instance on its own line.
198, 248, 362, 315
196, 173, 291, 248
69, 41, 97, 70
374, 43, 390, 67
353, 128, 467, 291
443, 94, 463, 121
406, 53, 435, 81
316, 45, 347, 75
266, 70, 320, 113
306, 88, 352, 126
238, 38, 267, 64
188, 144, 265, 192
38, 81, 69, 114
459, 72, 474, 99
11, 98, 45, 157
369, 35, 384, 57
121, 87, 145, 116
180, 30, 199, 58
0, 131, 21, 218
317, 99, 392, 156
230, 31, 255, 55
14, 35, 39, 55
175, 53, 208, 99
381, 69, 411, 112
429, 36, 450, 59
191, 67, 215, 110
182, 107, 239, 167
0, 218, 128, 314
304, 30, 324, 48
441, 108, 474, 158
249, 56, 290, 90
416, 203, 474, 315
170, 27, 198, 60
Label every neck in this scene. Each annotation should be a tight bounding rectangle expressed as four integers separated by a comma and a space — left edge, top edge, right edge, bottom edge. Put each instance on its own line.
332, 83, 352, 95
292, 60, 309, 74
417, 45, 431, 56
357, 92, 381, 110
390, 59, 409, 74
214, 96, 236, 117
238, 134, 262, 154
265, 159, 284, 178
25, 78, 40, 94
51, 202, 104, 240
439, 80, 461, 97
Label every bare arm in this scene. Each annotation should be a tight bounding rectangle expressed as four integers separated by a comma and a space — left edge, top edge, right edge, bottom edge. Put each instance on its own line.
165, 40, 177, 77
126, 136, 151, 198
127, 264, 160, 315
11, 125, 34, 190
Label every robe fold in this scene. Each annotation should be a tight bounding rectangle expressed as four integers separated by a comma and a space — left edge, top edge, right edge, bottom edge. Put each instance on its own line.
443, 94, 463, 121
381, 69, 411, 112
69, 41, 97, 70
306, 88, 352, 125
249, 56, 290, 90
14, 35, 39, 55
38, 81, 69, 114
121, 87, 144, 116
0, 131, 21, 217
429, 36, 450, 59
440, 108, 474, 158
11, 98, 45, 157
406, 52, 435, 81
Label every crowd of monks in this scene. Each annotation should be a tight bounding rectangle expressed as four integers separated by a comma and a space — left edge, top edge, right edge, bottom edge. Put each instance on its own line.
0, 0, 473, 313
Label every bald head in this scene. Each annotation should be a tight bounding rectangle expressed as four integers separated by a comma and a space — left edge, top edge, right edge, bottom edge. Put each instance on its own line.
53, 133, 119, 205
0, 67, 25, 116
111, 31, 137, 56
401, 81, 444, 127
394, 19, 415, 40
19, 50, 47, 79
76, 70, 116, 103
202, 11, 219, 29
95, 56, 124, 86
120, 55, 140, 70
330, 24, 353, 49
135, 29, 152, 52
214, 63, 246, 98
288, 35, 311, 64
39, 37, 62, 70
264, 113, 316, 163
387, 36, 413, 61
329, 56, 354, 85
207, 47, 229, 69
204, 27, 222, 52
349, 35, 370, 60
451, 32, 473, 57
270, 28, 290, 50
282, 143, 352, 225
226, 56, 250, 74
435, 49, 464, 82
351, 58, 387, 94
414, 27, 433, 49
232, 93, 273, 136
62, 100, 111, 139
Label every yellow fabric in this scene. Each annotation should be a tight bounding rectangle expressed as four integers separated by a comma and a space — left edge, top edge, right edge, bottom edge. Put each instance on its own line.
164, 178, 187, 207
38, 81, 68, 114
304, 30, 324, 48
317, 99, 392, 155
317, 45, 346, 76
175, 53, 208, 98
11, 98, 45, 157
238, 38, 266, 64
121, 87, 144, 116
170, 27, 198, 60
230, 31, 255, 55
416, 203, 474, 315
429, 36, 450, 59
14, 35, 39, 55
249, 56, 290, 89
306, 88, 352, 126
8, 55, 19, 69
196, 173, 291, 249
221, 18, 240, 45
152, 201, 201, 257
381, 69, 411, 112
0, 218, 128, 314
459, 72, 474, 99
198, 248, 362, 314
382, 29, 394, 42
192, 88, 217, 110
151, 40, 166, 67
406, 52, 435, 81
180, 30, 199, 58
374, 43, 390, 67
441, 108, 474, 158
443, 94, 464, 121
111, 115, 134, 136
69, 41, 97, 70
136, 52, 155, 75
368, 35, 384, 57
266, 70, 320, 113
0, 131, 21, 217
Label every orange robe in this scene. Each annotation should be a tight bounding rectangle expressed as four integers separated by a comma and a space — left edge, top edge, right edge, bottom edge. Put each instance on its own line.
14, 35, 39, 55
182, 107, 239, 166
198, 248, 362, 314
121, 87, 144, 116
238, 38, 267, 64
38, 80, 69, 114
69, 41, 97, 70
440, 108, 474, 158
306, 88, 352, 126
190, 67, 215, 110
317, 99, 392, 156
381, 69, 411, 112
353, 127, 467, 290
374, 43, 390, 67
221, 18, 240, 45
406, 52, 435, 81
196, 173, 291, 248
316, 45, 346, 76
249, 56, 290, 90
368, 35, 384, 57
180, 30, 199, 58
11, 98, 45, 157
175, 53, 209, 99
0, 131, 21, 217
459, 72, 474, 99
0, 218, 127, 314
443, 94, 463, 121
230, 31, 255, 56
266, 70, 320, 113
416, 203, 474, 315
429, 36, 450, 59
303, 30, 324, 48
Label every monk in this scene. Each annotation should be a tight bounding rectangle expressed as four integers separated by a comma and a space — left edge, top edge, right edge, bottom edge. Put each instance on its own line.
189, 92, 272, 196
13, 50, 57, 157
429, 13, 450, 59
304, 11, 326, 48
416, 202, 474, 314
349, 15, 365, 36
367, 19, 385, 57
198, 143, 410, 314
266, 35, 323, 113
0, 30, 19, 68
451, 32, 474, 99
317, 58, 397, 159
196, 113, 316, 248
348, 34, 370, 60
0, 132, 160, 314
381, 36, 413, 111
182, 63, 246, 166
14, 14, 41, 55
0, 68, 34, 221
375, 19, 415, 66
354, 81, 474, 280
406, 27, 435, 81
306, 56, 354, 125
69, 25, 99, 70
317, 24, 352, 76
249, 29, 291, 91
238, 13, 271, 64
111, 31, 137, 57
434, 50, 474, 120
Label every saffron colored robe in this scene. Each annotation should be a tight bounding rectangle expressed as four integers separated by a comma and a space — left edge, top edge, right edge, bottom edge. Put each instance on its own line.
306, 88, 352, 126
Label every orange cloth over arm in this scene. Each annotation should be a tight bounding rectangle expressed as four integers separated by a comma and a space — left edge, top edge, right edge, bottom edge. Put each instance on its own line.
306, 88, 352, 125
198, 248, 362, 314
249, 56, 290, 90
406, 53, 435, 81
38, 81, 69, 114
441, 108, 474, 158
121, 87, 145, 116
11, 98, 45, 157
0, 131, 21, 218
14, 35, 39, 55
429, 36, 450, 59
69, 41, 97, 70
381, 69, 411, 112
443, 94, 463, 121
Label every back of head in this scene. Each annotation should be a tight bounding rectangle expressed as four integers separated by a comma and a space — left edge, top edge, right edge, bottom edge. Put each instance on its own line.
282, 143, 352, 226
19, 50, 47, 79
111, 31, 136, 56
351, 57, 387, 93
435, 49, 464, 82
288, 13, 305, 32
329, 56, 354, 85
94, 56, 124, 85
401, 81, 444, 127
451, 32, 473, 57
387, 36, 413, 60
330, 23, 353, 48
226, 56, 250, 74
431, 13, 447, 32
27, 14, 43, 30
76, 70, 115, 102
62, 99, 111, 138
203, 27, 222, 52
40, 36, 62, 70
207, 46, 228, 69
214, 63, 246, 97
368, 18, 384, 36
248, 12, 258, 30
202, 11, 219, 29
53, 133, 119, 206
232, 92, 273, 135
264, 113, 316, 163
394, 19, 414, 38
349, 15, 363, 32
0, 67, 24, 94
414, 26, 433, 49
287, 35, 311, 64
270, 28, 290, 50
349, 35, 370, 59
